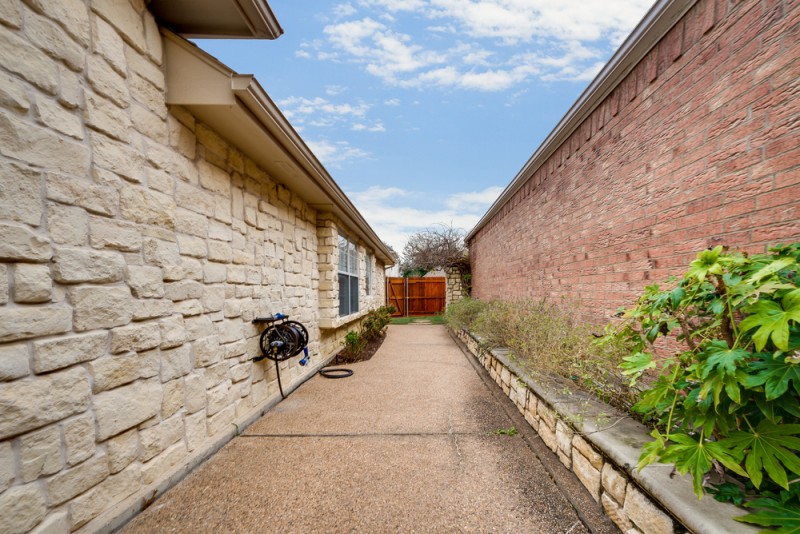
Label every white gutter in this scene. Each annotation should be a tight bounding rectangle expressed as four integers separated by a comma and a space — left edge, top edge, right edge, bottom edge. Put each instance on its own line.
230, 75, 396, 265
466, 0, 697, 242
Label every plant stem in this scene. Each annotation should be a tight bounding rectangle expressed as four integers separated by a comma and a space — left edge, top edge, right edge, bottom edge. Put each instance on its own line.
665, 363, 682, 436
715, 275, 736, 348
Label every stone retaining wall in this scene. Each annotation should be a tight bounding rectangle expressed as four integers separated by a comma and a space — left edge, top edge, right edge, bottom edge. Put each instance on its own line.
453, 327, 757, 534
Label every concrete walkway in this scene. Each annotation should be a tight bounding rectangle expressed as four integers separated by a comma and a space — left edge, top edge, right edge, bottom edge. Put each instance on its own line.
122, 325, 617, 533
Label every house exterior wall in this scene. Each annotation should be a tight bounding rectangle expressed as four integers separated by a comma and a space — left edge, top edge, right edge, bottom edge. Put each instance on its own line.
0, 1, 386, 532
469, 0, 799, 321
316, 213, 387, 357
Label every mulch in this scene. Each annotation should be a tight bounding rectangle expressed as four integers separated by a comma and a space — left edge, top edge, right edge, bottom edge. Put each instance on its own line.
333, 332, 387, 364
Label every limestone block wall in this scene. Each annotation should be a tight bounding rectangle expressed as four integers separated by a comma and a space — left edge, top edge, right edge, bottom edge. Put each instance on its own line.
0, 1, 386, 532
444, 268, 464, 308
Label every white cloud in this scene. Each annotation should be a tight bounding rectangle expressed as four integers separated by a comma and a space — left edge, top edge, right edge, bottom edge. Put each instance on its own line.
444, 186, 504, 210
280, 96, 369, 119
325, 85, 347, 96
313, 0, 654, 90
324, 18, 447, 82
358, 0, 427, 11
348, 185, 503, 252
429, 0, 653, 44
384, 98, 401, 106
427, 24, 456, 33
307, 140, 370, 168
333, 3, 358, 17
279, 95, 389, 134
352, 122, 386, 132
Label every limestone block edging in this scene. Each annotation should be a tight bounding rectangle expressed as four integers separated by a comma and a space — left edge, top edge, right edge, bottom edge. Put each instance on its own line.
451, 327, 757, 534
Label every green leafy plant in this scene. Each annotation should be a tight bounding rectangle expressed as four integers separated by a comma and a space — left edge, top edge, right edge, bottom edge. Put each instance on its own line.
361, 306, 395, 342
491, 427, 518, 436
601, 243, 800, 528
341, 306, 395, 359
342, 330, 366, 357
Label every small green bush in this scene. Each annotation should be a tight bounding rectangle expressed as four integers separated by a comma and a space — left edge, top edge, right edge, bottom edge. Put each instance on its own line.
361, 306, 394, 341
342, 330, 366, 357
445, 297, 486, 331
341, 306, 395, 358
453, 297, 634, 409
601, 243, 800, 529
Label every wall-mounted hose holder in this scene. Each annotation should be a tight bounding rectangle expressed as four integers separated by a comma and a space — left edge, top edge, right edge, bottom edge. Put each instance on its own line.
252, 314, 309, 398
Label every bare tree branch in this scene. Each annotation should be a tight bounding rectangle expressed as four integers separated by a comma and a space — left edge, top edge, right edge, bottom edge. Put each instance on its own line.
401, 224, 469, 278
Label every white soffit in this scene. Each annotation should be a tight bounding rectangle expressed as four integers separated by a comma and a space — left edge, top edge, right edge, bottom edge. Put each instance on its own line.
162, 32, 395, 265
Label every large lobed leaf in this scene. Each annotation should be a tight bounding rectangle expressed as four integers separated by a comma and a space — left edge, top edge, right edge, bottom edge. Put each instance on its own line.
720, 421, 800, 489
740, 289, 800, 351
746, 352, 800, 401
737, 495, 800, 533
659, 432, 746, 497
687, 246, 724, 282
700, 339, 751, 378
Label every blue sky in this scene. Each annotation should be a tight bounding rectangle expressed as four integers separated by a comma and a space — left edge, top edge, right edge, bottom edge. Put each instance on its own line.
197, 0, 655, 253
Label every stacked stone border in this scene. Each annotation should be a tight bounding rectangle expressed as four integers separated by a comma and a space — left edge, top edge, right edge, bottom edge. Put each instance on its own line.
451, 327, 757, 534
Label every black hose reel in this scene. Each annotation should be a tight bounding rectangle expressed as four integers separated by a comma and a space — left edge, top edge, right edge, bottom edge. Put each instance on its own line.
252, 314, 309, 364
251, 313, 353, 400
252, 314, 309, 399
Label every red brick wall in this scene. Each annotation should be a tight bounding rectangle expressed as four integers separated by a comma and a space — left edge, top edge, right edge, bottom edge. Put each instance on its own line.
469, 0, 799, 322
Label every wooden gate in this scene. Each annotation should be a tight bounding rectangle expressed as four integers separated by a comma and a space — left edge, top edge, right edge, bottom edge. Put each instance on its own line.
386, 277, 446, 317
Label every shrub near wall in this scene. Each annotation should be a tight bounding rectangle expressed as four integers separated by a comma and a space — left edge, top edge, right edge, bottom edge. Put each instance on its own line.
450, 328, 756, 533
450, 242, 800, 532
470, 0, 800, 321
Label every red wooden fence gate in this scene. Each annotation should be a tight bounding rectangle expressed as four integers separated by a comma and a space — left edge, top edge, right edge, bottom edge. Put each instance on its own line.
386, 277, 446, 317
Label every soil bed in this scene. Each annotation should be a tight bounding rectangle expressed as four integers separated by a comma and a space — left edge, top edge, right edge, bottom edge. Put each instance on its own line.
334, 333, 387, 364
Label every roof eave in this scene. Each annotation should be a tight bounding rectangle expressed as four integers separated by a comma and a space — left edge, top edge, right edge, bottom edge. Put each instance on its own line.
162, 31, 395, 265
148, 0, 283, 40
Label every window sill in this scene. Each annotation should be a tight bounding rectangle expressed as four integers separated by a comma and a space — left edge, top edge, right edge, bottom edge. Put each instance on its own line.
319, 309, 368, 330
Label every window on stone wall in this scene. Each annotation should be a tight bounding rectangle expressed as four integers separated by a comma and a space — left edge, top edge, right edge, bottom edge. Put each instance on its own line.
338, 235, 359, 316
365, 253, 373, 295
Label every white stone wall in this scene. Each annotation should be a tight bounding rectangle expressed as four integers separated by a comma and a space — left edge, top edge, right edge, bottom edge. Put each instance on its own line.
444, 268, 464, 308
316, 214, 387, 356
0, 1, 386, 532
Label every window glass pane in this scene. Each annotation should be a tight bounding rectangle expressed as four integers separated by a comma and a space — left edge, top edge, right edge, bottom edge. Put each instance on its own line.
349, 242, 358, 276
337, 234, 360, 316
338, 273, 348, 316
338, 236, 348, 272
349, 274, 359, 314
365, 254, 372, 295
